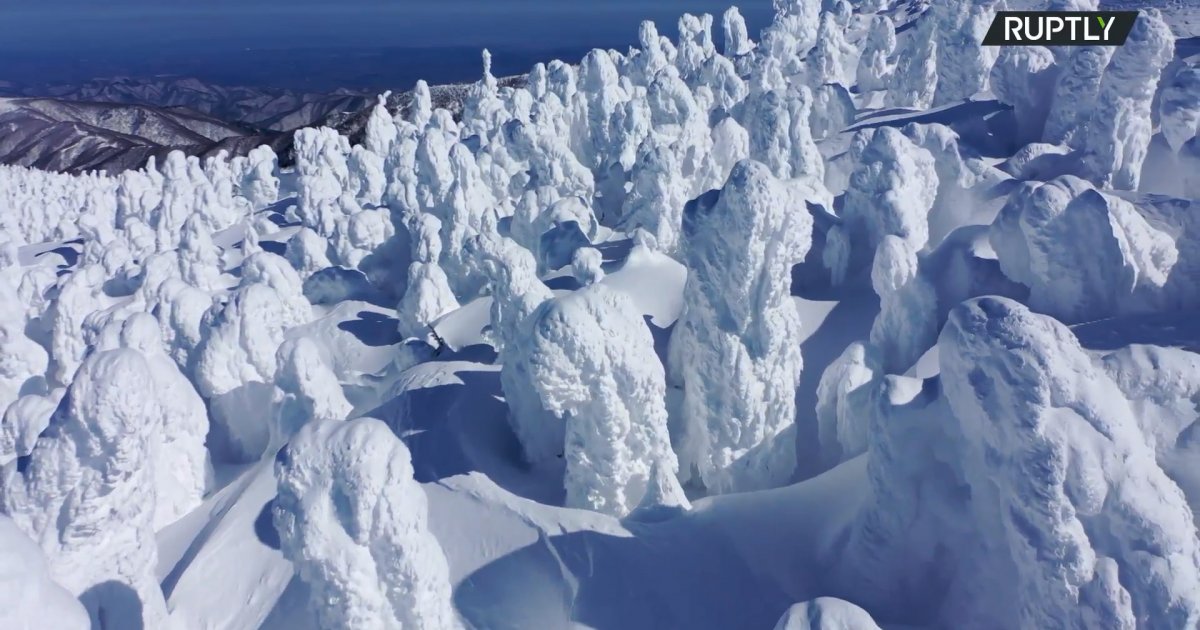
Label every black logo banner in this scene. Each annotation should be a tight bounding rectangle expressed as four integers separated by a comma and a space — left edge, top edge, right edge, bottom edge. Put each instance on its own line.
982, 11, 1138, 46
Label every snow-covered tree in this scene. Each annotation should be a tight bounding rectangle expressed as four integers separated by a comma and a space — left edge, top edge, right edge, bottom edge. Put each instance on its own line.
273, 337, 352, 447
120, 312, 211, 529
760, 0, 821, 73
814, 342, 880, 467
869, 236, 938, 374
1043, 46, 1114, 147
808, 11, 854, 87
286, 227, 334, 281
274, 418, 460, 630
856, 15, 895, 93
516, 284, 678, 516
937, 297, 1200, 628
888, 14, 937, 109
397, 213, 459, 340
1081, 8, 1175, 190
988, 176, 1177, 323
348, 145, 387, 208
932, 1, 998, 106
990, 46, 1057, 147
363, 92, 398, 157
478, 237, 557, 464
571, 247, 604, 286
294, 127, 350, 236
1, 349, 170, 629
669, 160, 812, 493
1160, 64, 1200, 153
195, 252, 312, 462
620, 138, 689, 255
840, 127, 938, 262
722, 6, 754, 57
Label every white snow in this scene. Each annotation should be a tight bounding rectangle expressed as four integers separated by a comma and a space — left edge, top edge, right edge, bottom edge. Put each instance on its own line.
1, 1, 1198, 628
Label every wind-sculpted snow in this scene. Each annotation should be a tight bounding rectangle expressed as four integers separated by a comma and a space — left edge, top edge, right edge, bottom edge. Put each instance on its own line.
0, 514, 88, 630
274, 418, 460, 630
670, 160, 811, 493
516, 284, 677, 517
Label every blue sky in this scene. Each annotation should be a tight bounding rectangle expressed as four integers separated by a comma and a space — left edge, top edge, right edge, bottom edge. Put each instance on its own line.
0, 1, 773, 51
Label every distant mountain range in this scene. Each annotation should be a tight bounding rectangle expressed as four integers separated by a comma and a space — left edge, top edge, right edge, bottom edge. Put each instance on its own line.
0, 75, 510, 175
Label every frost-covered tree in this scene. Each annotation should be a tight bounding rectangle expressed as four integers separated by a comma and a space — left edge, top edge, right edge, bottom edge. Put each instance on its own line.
1043, 46, 1114, 146
516, 284, 678, 517
869, 236, 938, 374
1160, 64, 1200, 153
120, 312, 211, 529
989, 46, 1057, 147
274, 418, 460, 630
48, 264, 106, 386
840, 127, 938, 264
786, 86, 824, 181
888, 14, 937, 109
571, 247, 604, 286
178, 213, 224, 292
195, 252, 312, 461
856, 15, 895, 93
286, 227, 334, 281
760, 0, 821, 73
364, 92, 398, 157
988, 176, 1176, 323
1081, 8, 1175, 190
273, 337, 352, 447
936, 297, 1200, 629
295, 127, 350, 236
808, 11, 854, 87
1, 349, 170, 628
0, 515, 89, 630
620, 138, 689, 255
669, 160, 812, 493
435, 144, 496, 298
348, 145, 387, 207
722, 6, 754, 57
478, 237, 557, 464
814, 342, 879, 467
932, 1, 998, 106
397, 213, 459, 340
